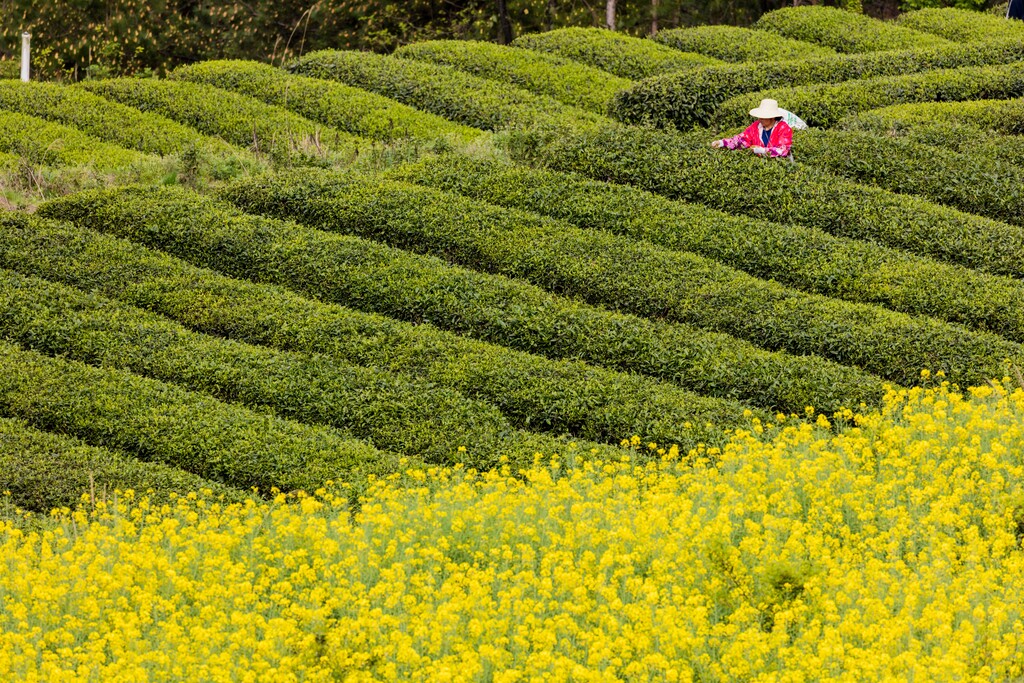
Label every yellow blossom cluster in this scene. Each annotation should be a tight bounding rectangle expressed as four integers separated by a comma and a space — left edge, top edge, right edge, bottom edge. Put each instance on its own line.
3, 379, 1024, 681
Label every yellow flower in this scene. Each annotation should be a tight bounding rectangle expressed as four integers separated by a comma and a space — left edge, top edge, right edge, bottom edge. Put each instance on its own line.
3, 381, 1024, 680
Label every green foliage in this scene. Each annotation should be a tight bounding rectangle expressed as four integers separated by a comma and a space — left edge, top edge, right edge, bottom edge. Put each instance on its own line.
0, 0, 800, 80
0, 338, 394, 493
0, 155, 185, 212
795, 128, 1024, 228
0, 110, 147, 171
290, 49, 605, 132
0, 1, 194, 79
221, 168, 1023, 389
0, 1, 451, 78
753, 6, 952, 53
653, 25, 836, 63
839, 111, 1024, 169
896, 7, 1006, 33
24, 194, 760, 449
511, 28, 722, 80
843, 97, 1024, 135
611, 37, 1024, 129
170, 60, 480, 144
0, 81, 243, 160
78, 78, 365, 166
396, 153, 1024, 345
504, 123, 1024, 283
0, 264, 583, 469
0, 416, 247, 513
714, 60, 1024, 128
393, 40, 632, 115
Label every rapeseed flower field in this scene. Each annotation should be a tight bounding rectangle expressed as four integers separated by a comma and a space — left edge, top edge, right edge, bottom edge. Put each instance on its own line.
4, 377, 1024, 681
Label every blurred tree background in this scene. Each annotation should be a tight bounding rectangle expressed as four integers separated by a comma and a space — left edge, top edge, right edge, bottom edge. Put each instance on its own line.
0, 0, 999, 80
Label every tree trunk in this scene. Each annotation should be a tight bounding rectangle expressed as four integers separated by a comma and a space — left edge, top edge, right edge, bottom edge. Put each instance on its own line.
606, 0, 616, 30
651, 0, 659, 35
546, 0, 557, 31
497, 0, 513, 43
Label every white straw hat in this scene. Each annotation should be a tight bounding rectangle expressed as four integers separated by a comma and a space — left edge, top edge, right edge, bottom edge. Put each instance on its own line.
749, 98, 786, 119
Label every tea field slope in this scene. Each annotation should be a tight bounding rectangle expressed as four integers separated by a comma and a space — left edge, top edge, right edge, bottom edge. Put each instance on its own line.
4, 8, 1024, 500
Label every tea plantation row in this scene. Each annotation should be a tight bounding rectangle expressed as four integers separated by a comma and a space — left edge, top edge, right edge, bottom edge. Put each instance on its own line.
3, 5, 1022, 512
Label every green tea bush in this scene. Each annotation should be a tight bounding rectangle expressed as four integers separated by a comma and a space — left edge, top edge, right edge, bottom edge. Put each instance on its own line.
612, 38, 1024, 129
753, 6, 951, 53
222, 170, 1023, 389
395, 153, 1024, 344
170, 60, 479, 144
0, 339, 393, 493
79, 78, 365, 166
843, 97, 1024, 136
0, 81, 241, 158
0, 416, 247, 513
0, 110, 148, 170
10, 208, 769, 450
393, 40, 632, 114
504, 124, 1024, 280
653, 25, 835, 63
895, 7, 1024, 43
795, 128, 1024, 227
290, 50, 604, 132
714, 61, 1024, 128
839, 115, 1024, 169
511, 28, 721, 80
0, 265, 568, 468
36, 185, 882, 420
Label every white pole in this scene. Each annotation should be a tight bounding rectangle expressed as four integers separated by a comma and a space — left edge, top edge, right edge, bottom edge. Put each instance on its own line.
20, 32, 30, 82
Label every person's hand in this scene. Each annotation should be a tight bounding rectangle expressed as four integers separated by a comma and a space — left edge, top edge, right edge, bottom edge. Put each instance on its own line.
751, 146, 767, 156
710, 140, 724, 149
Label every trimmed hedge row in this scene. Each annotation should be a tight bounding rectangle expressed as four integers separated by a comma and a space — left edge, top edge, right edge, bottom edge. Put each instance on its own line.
221, 169, 1023, 389
0, 110, 148, 171
0, 265, 574, 469
843, 97, 1024, 136
0, 81, 241, 158
0, 339, 395, 493
795, 128, 1024, 228
838, 116, 1024, 170
393, 40, 632, 115
504, 124, 1024, 280
0, 416, 247, 513
612, 38, 1024, 130
395, 153, 1024, 344
79, 78, 365, 166
653, 25, 836, 63
511, 28, 721, 80
42, 185, 888, 418
714, 60, 1024, 129
7, 210, 759, 450
46, 186, 810, 427
290, 50, 605, 132
896, 7, 1024, 43
753, 6, 951, 53
170, 60, 479, 144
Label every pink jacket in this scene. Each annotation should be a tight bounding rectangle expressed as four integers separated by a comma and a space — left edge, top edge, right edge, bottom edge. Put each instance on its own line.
718, 121, 793, 158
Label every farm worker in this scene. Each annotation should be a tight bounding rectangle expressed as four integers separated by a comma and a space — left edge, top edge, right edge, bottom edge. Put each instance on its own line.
710, 98, 793, 158
1009, 0, 1024, 21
